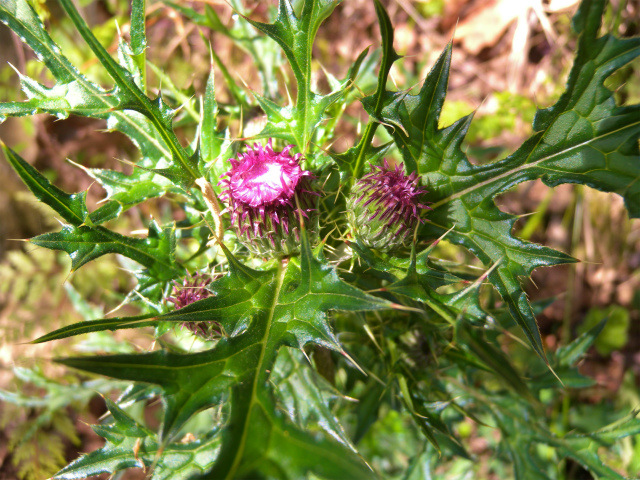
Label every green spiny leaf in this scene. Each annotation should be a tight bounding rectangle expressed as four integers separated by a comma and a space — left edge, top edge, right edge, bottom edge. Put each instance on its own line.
2, 144, 180, 280
271, 349, 359, 455
0, 0, 197, 196
365, 0, 640, 363
200, 61, 220, 167
55, 232, 392, 478
77, 163, 178, 208
1, 142, 87, 226
53, 398, 221, 480
30, 220, 180, 279
30, 313, 157, 344
56, 0, 199, 186
350, 239, 485, 324
3, 142, 141, 229
457, 321, 534, 402
244, 0, 355, 154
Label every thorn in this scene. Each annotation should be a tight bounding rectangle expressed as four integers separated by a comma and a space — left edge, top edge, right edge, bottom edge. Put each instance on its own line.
389, 69, 400, 91
133, 438, 144, 471
208, 42, 215, 70
235, 72, 252, 92
363, 324, 384, 356
281, 66, 293, 106
7, 62, 21, 76
390, 302, 422, 313
320, 225, 339, 247
105, 299, 127, 316
426, 224, 455, 251
451, 18, 459, 44
548, 362, 564, 388
340, 348, 367, 376
300, 348, 311, 365
65, 157, 89, 172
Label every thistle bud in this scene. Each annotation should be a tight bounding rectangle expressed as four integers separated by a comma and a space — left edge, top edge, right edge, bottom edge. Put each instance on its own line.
347, 160, 429, 252
220, 140, 318, 255
168, 272, 221, 340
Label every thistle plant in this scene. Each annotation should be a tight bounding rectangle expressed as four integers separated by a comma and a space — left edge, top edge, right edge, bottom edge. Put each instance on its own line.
1, 0, 639, 478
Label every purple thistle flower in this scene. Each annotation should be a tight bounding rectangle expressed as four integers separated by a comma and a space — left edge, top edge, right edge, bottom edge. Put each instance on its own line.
168, 272, 222, 341
220, 140, 318, 255
347, 160, 429, 251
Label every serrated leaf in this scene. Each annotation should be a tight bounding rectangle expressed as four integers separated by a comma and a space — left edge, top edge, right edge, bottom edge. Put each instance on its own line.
53, 398, 221, 480
555, 318, 607, 367
271, 348, 359, 454
0, 0, 153, 137
365, 0, 640, 362
351, 239, 486, 324
31, 220, 180, 280
543, 412, 640, 479
56, 0, 199, 186
55, 232, 392, 478
0, 21, 176, 212
0, 0, 200, 188
2, 148, 175, 282
31, 313, 157, 344
2, 143, 131, 227
1, 143, 87, 226
457, 321, 534, 401
244, 0, 358, 155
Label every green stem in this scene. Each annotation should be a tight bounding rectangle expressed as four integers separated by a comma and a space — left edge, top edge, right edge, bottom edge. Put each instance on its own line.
352, 121, 379, 181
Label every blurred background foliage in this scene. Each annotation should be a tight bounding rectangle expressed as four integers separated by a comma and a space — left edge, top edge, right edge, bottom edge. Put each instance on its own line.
0, 0, 638, 478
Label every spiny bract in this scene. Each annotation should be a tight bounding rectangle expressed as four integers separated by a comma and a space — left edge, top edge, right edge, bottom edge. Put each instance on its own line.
347, 159, 429, 251
168, 272, 221, 340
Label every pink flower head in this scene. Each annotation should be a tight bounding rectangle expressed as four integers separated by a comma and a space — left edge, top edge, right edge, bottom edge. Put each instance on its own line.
348, 160, 430, 251
168, 272, 221, 340
220, 140, 318, 254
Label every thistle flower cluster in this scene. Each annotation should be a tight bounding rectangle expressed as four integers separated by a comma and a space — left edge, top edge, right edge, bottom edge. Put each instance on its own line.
220, 140, 318, 255
168, 272, 221, 341
347, 159, 429, 251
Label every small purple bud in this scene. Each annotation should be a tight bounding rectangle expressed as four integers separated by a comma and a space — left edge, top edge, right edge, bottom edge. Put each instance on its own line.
168, 272, 221, 341
347, 160, 430, 251
220, 140, 318, 255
